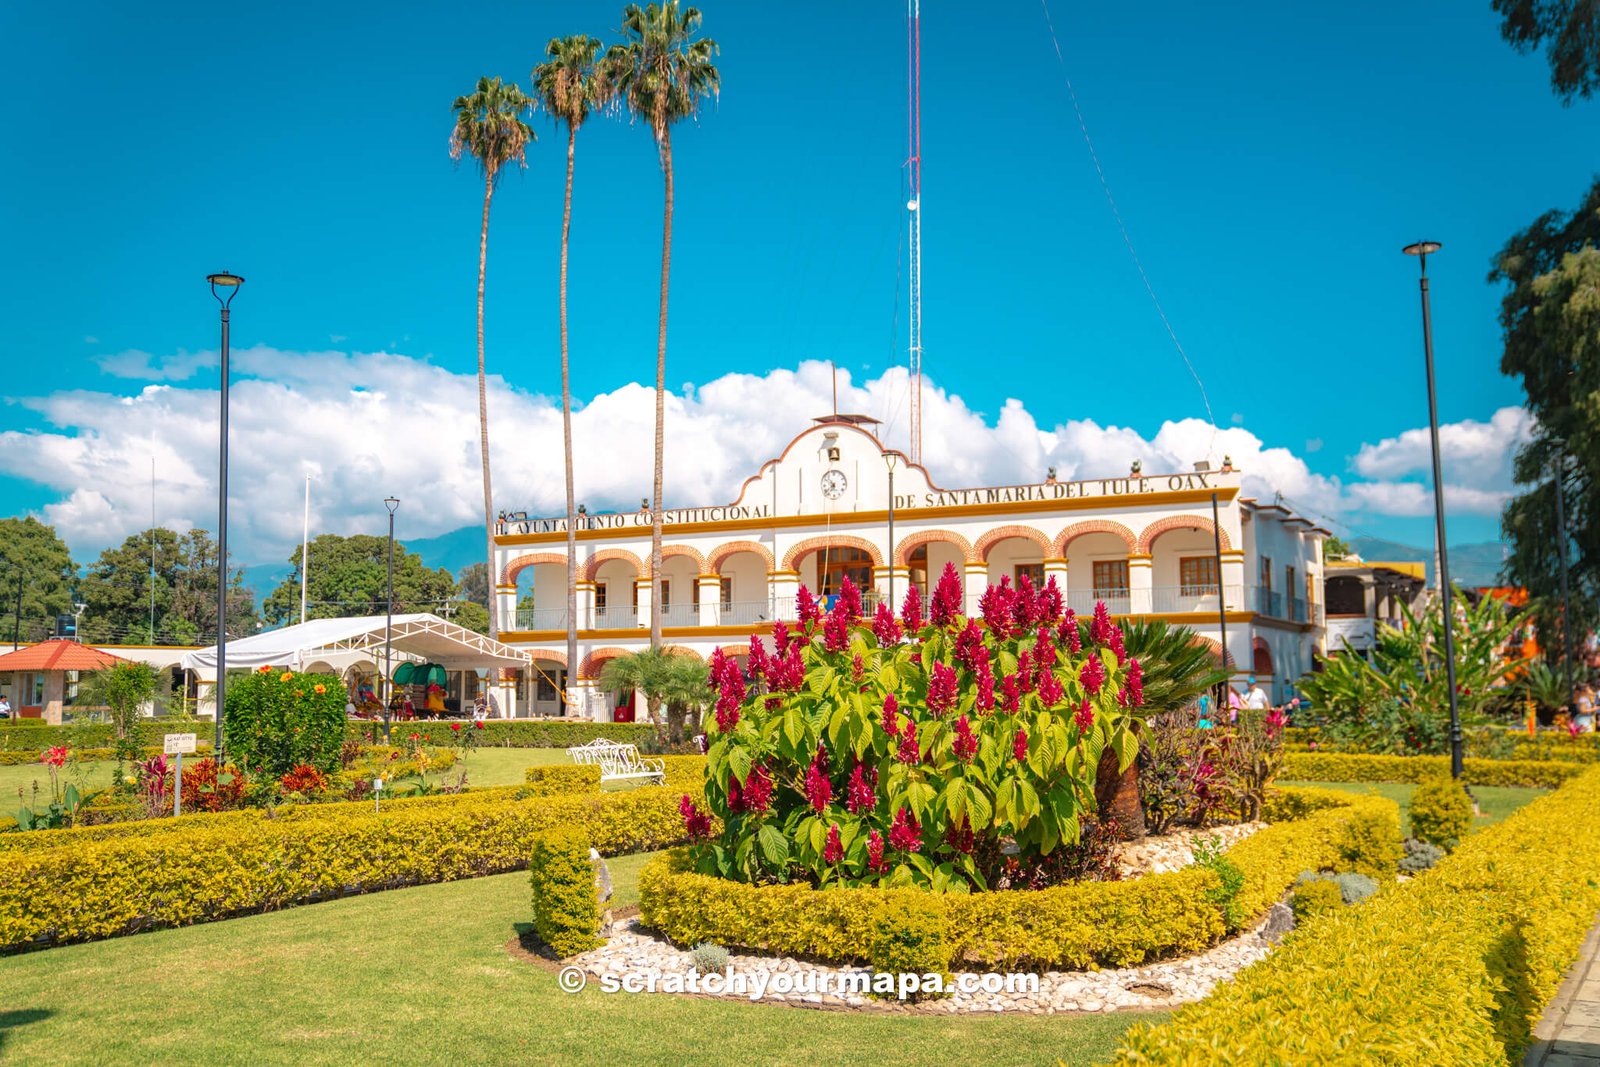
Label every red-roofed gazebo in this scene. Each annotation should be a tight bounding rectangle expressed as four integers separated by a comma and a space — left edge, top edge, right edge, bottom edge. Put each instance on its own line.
0, 640, 131, 723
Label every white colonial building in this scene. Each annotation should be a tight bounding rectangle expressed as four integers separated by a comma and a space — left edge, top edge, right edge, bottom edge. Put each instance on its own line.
492, 415, 1329, 719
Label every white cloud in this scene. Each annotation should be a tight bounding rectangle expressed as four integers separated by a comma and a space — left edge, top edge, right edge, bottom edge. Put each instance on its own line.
1346, 406, 1533, 518
96, 348, 217, 382
0, 347, 1530, 563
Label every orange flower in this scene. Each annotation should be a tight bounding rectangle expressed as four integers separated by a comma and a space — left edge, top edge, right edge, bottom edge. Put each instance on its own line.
314, 684, 326, 695
257, 665, 272, 674
294, 689, 304, 697
279, 671, 294, 682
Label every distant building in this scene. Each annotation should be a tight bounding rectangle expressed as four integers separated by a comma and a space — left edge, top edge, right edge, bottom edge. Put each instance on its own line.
492, 415, 1330, 718
1321, 559, 1428, 655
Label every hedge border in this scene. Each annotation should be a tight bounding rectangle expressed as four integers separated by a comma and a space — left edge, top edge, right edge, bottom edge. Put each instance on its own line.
0, 783, 697, 952
638, 786, 1398, 972
1113, 764, 1600, 1065
1281, 751, 1583, 789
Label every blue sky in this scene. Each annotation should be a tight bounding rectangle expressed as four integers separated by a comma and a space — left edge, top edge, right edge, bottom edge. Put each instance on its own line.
1, 0, 1596, 566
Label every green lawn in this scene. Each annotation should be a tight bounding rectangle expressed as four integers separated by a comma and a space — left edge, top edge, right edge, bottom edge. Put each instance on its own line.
0, 851, 1152, 1066
1280, 780, 1547, 836
0, 745, 571, 804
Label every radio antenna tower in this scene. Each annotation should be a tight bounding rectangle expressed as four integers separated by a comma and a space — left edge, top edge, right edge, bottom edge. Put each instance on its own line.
906, 0, 924, 464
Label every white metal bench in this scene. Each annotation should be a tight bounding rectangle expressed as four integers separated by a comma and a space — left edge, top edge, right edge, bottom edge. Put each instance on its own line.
568, 738, 630, 765
598, 747, 665, 786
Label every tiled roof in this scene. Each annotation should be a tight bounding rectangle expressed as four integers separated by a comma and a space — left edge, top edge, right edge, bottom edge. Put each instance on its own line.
0, 640, 131, 672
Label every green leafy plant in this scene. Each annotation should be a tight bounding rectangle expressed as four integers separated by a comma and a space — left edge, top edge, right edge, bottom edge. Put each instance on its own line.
1410, 777, 1475, 850
1192, 834, 1246, 931
76, 662, 167, 741
1300, 593, 1529, 755
14, 746, 86, 830
222, 668, 348, 775
693, 570, 1148, 892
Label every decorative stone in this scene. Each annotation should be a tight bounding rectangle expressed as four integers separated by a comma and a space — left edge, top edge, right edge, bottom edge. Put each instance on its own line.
589, 847, 612, 904
1259, 902, 1295, 945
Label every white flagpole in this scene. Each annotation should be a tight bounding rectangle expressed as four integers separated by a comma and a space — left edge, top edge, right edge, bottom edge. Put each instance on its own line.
300, 474, 310, 625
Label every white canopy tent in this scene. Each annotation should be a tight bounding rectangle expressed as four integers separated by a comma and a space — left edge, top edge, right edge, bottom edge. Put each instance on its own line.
180, 614, 530, 673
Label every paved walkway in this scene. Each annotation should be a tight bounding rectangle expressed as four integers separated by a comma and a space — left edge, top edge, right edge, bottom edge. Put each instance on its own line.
1527, 918, 1600, 1065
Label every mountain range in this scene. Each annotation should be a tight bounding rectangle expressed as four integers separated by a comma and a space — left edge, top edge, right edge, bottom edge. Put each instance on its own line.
1346, 536, 1509, 588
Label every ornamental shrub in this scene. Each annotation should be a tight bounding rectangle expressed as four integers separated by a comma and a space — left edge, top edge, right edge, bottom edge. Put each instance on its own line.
1399, 837, 1445, 874
640, 788, 1398, 971
1333, 872, 1379, 905
1281, 751, 1582, 789
1290, 875, 1343, 924
687, 942, 730, 974
694, 569, 1147, 892
529, 828, 603, 958
223, 669, 348, 775
1411, 777, 1475, 850
1114, 766, 1600, 1065
1336, 805, 1403, 882
867, 893, 951, 999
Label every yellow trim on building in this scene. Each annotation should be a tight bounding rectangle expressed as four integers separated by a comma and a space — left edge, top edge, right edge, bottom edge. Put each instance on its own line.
494, 486, 1241, 547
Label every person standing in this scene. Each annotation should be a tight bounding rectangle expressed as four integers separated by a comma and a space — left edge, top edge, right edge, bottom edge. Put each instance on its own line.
1245, 676, 1270, 711
0, 694, 10, 719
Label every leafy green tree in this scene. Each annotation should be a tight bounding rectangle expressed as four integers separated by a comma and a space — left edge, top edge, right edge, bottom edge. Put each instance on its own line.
77, 661, 165, 740
535, 32, 612, 701
1299, 592, 1530, 753
456, 562, 490, 609
608, 2, 719, 648
262, 534, 457, 625
1322, 536, 1351, 561
448, 598, 491, 636
0, 517, 76, 644
1493, 0, 1600, 104
451, 76, 534, 642
79, 527, 258, 645
1493, 180, 1600, 653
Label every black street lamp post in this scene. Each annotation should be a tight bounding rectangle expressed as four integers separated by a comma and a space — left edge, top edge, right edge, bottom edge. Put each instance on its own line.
207, 272, 243, 755
384, 496, 400, 744
1402, 241, 1463, 779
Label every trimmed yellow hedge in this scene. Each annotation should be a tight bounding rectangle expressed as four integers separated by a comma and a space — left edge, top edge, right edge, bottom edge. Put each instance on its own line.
523, 755, 705, 795
1282, 752, 1582, 789
0, 744, 215, 766
529, 828, 603, 958
0, 785, 695, 951
1113, 765, 1600, 1065
639, 787, 1397, 971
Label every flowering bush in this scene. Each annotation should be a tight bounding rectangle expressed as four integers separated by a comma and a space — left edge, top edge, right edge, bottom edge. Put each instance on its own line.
279, 764, 330, 796
691, 566, 1146, 891
222, 668, 348, 775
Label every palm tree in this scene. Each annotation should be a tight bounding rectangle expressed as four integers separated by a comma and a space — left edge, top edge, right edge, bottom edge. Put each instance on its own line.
450, 76, 534, 642
1096, 619, 1229, 841
1121, 619, 1231, 715
533, 36, 609, 714
597, 646, 703, 741
607, 2, 719, 649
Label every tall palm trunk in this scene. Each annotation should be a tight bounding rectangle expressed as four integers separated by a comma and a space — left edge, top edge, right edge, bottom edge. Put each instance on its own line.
560, 126, 579, 715
477, 175, 498, 644
649, 126, 673, 650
